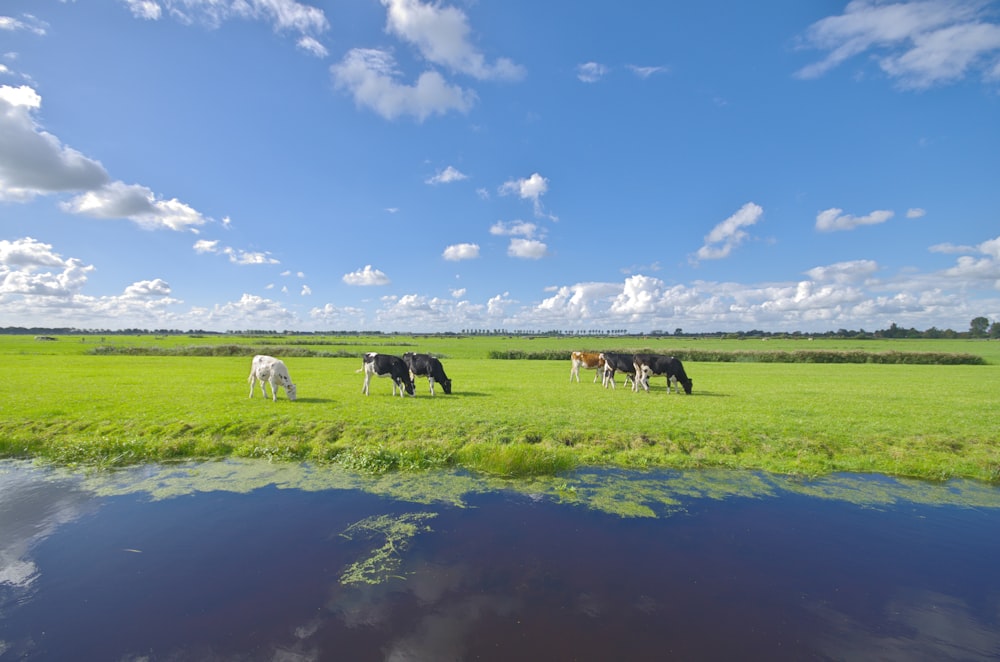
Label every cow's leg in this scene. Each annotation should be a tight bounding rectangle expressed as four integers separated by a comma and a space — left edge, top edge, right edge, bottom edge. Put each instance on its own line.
248, 374, 256, 398
259, 375, 270, 399
362, 372, 370, 395
592, 367, 600, 383
269, 377, 279, 401
428, 376, 436, 396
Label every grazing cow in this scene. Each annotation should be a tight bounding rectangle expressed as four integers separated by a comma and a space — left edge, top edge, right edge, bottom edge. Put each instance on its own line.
361, 352, 415, 397
633, 354, 693, 394
570, 351, 605, 383
402, 352, 452, 395
248, 355, 297, 401
598, 352, 636, 390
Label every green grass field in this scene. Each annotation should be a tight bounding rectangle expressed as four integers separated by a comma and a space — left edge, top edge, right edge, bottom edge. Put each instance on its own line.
2, 334, 998, 482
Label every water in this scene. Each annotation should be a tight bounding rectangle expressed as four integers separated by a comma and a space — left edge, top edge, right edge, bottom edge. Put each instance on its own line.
2, 460, 1000, 661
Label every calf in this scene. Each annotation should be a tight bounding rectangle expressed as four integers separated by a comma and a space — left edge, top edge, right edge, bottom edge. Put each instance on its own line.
633, 354, 693, 394
361, 352, 415, 397
402, 352, 452, 395
570, 351, 605, 383
598, 352, 636, 390
248, 355, 297, 401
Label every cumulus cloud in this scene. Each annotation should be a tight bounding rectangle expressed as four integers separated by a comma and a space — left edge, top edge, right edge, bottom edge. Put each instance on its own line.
331, 48, 477, 121
507, 238, 547, 259
489, 220, 539, 238
123, 278, 172, 298
907, 207, 927, 218
806, 259, 880, 284
577, 62, 609, 82
442, 243, 479, 261
499, 173, 550, 217
694, 202, 764, 261
816, 207, 894, 232
343, 264, 391, 286
795, 0, 1000, 89
0, 85, 110, 201
381, 0, 525, 81
61, 181, 209, 232
0, 237, 93, 297
426, 165, 468, 185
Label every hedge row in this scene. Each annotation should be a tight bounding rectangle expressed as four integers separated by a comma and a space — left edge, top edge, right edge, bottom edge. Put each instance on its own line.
488, 349, 986, 365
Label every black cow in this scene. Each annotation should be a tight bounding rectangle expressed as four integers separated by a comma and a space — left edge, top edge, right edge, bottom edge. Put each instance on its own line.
402, 352, 452, 395
633, 354, 693, 394
361, 352, 415, 397
598, 352, 636, 390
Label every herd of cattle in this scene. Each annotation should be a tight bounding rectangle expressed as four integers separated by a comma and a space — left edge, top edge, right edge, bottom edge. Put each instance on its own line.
247, 350, 692, 401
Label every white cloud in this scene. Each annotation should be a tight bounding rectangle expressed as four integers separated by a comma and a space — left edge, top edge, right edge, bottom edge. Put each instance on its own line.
343, 264, 391, 286
301, 285, 312, 296
193, 239, 279, 265
499, 172, 550, 217
816, 207, 894, 232
124, 0, 329, 38
297, 36, 328, 58
380, 0, 525, 81
0, 15, 47, 36
907, 207, 927, 218
507, 238, 547, 259
123, 278, 172, 298
123, 0, 162, 20
628, 64, 668, 78
61, 181, 209, 232
796, 0, 1000, 89
0, 85, 110, 201
806, 259, 880, 284
450, 287, 466, 298
426, 165, 467, 185
489, 220, 539, 238
694, 202, 764, 261
0, 237, 93, 297
577, 62, 609, 82
442, 243, 479, 261
331, 48, 477, 121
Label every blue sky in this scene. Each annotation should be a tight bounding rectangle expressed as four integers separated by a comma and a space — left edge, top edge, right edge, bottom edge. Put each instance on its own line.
1, 0, 998, 333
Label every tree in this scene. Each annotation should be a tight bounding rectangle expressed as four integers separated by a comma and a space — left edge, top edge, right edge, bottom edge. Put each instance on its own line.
990, 322, 1000, 340
970, 316, 990, 338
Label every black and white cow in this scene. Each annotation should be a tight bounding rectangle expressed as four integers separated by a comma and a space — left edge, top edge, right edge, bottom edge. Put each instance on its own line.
633, 354, 693, 394
402, 352, 452, 395
598, 352, 636, 390
361, 352, 415, 397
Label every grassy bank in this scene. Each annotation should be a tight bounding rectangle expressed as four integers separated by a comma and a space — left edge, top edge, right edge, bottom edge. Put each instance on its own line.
2, 335, 998, 482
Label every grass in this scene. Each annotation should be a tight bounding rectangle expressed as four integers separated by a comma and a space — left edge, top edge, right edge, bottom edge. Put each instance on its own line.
1, 335, 998, 482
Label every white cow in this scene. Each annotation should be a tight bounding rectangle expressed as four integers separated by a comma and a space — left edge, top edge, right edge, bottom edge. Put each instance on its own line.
248, 355, 297, 401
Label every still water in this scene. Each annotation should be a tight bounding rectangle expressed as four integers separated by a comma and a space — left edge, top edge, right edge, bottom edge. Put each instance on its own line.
2, 459, 1000, 661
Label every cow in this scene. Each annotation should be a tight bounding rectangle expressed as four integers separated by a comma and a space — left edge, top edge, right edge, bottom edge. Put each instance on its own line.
402, 352, 452, 395
598, 352, 636, 390
248, 355, 297, 401
570, 351, 605, 383
361, 352, 415, 397
633, 354, 693, 394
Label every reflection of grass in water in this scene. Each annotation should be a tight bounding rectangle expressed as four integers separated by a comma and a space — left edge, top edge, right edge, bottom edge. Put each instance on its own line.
339, 512, 438, 586
61, 459, 1000, 517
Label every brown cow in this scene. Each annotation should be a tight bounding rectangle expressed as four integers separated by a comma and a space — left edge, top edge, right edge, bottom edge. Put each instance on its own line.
570, 351, 605, 383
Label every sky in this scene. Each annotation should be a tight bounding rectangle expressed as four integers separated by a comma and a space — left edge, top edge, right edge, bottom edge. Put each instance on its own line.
1, 0, 999, 334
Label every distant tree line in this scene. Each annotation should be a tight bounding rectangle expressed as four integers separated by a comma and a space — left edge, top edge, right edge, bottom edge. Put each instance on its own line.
2, 318, 997, 338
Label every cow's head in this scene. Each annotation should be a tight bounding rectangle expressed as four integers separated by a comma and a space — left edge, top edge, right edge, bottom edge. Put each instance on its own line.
680, 378, 693, 395
401, 374, 415, 396
285, 382, 298, 401
440, 377, 453, 394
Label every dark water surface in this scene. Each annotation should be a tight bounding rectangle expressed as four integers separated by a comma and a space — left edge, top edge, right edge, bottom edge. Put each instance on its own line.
2, 460, 1000, 661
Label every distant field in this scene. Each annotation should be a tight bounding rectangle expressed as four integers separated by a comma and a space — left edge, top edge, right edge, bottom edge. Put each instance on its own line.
2, 334, 998, 482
